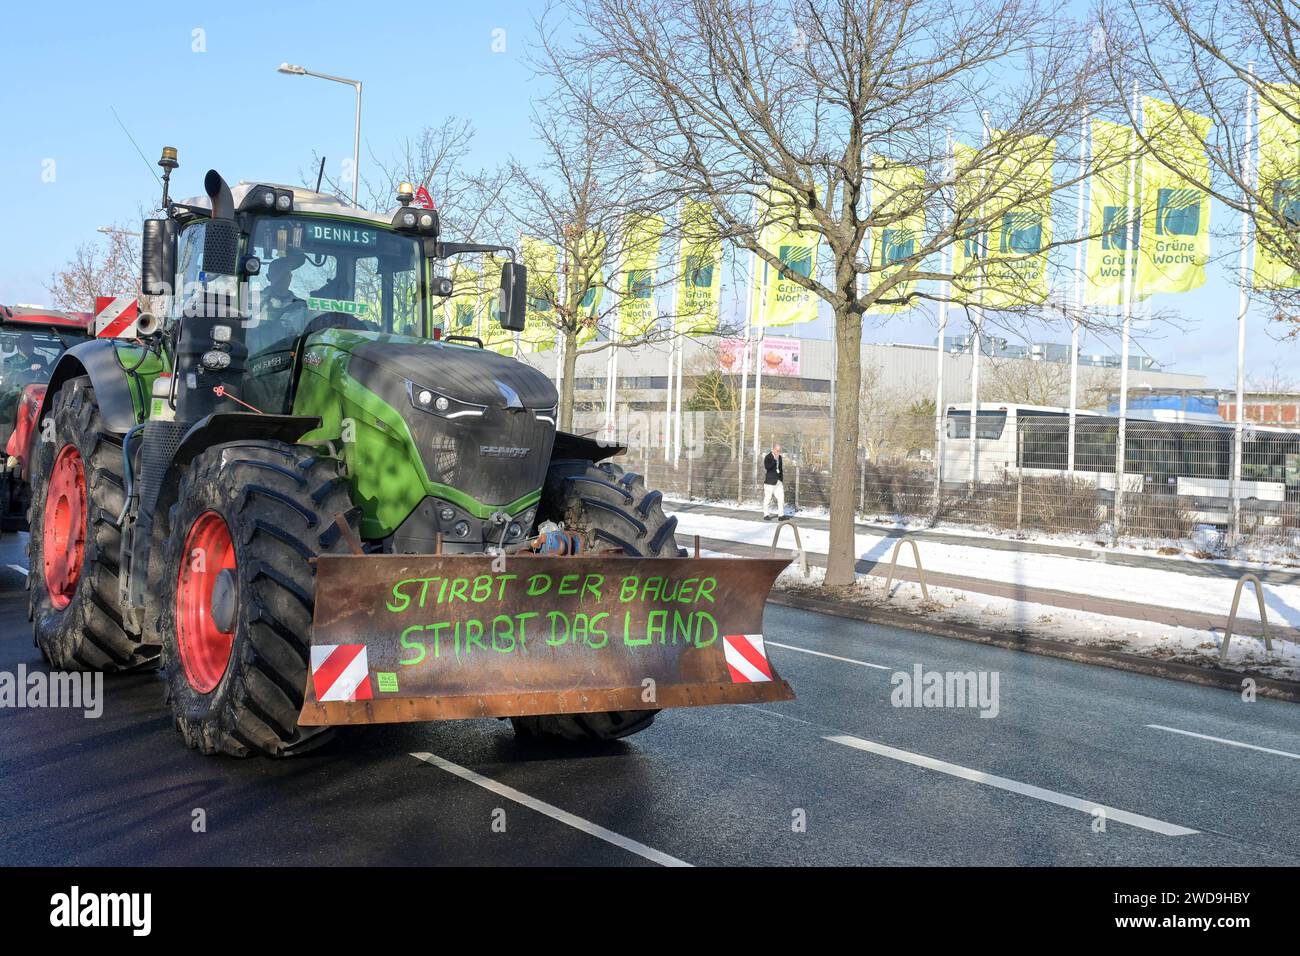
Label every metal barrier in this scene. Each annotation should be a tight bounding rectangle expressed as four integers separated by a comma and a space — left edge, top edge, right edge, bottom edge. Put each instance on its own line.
1220, 573, 1273, 662
883, 535, 930, 602
768, 518, 810, 579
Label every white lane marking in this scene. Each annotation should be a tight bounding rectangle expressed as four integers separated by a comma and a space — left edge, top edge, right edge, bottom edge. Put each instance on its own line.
825, 734, 1198, 836
1146, 724, 1300, 760
410, 752, 692, 867
7, 564, 28, 575
766, 641, 892, 671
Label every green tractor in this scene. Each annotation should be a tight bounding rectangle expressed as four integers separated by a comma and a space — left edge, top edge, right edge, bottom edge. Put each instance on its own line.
28, 148, 791, 757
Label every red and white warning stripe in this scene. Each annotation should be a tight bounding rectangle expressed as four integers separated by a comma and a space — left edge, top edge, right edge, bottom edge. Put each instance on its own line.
723, 633, 773, 683
94, 296, 139, 338
310, 644, 374, 702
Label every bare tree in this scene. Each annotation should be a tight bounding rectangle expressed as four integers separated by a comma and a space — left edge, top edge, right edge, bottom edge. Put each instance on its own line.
859, 363, 933, 460
45, 226, 140, 313
496, 107, 704, 430
685, 340, 746, 455
982, 358, 1118, 408
1100, 0, 1300, 323
539, 0, 1115, 583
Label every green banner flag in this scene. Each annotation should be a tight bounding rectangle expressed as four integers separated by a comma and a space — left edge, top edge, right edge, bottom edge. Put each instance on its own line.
869, 160, 925, 314
676, 201, 721, 333
1255, 84, 1300, 290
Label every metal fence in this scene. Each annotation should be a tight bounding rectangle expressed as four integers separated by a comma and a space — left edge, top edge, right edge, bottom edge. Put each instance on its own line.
572, 406, 1300, 556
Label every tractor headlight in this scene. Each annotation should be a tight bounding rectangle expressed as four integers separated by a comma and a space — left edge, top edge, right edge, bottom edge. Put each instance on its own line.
406, 381, 485, 420
439, 507, 455, 522
453, 520, 470, 538
201, 350, 232, 370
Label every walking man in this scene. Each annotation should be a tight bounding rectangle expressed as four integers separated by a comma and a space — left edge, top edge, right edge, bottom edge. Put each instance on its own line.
762, 442, 786, 520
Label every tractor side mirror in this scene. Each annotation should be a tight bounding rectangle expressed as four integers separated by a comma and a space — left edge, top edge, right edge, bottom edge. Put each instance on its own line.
202, 218, 240, 277
141, 218, 177, 295
498, 261, 527, 332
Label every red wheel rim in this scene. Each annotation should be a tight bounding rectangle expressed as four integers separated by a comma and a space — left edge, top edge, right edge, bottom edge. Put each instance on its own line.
175, 511, 238, 693
42, 444, 87, 610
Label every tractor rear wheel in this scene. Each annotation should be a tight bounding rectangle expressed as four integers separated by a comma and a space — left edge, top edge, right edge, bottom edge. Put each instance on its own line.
509, 458, 680, 743
29, 376, 157, 671
157, 441, 359, 757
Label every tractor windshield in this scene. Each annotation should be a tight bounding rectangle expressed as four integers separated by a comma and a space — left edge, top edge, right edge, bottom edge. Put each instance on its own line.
244, 215, 425, 358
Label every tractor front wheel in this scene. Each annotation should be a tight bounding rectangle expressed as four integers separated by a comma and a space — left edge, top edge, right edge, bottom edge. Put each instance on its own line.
509, 458, 680, 743
157, 441, 359, 757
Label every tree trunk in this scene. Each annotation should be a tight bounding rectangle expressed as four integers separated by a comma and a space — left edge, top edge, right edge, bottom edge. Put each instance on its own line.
826, 300, 863, 587
558, 329, 580, 432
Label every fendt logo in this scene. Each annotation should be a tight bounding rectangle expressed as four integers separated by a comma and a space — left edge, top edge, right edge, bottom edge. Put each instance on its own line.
1155, 187, 1202, 236
1101, 205, 1138, 250
479, 445, 531, 459
1000, 211, 1043, 253
777, 244, 813, 279
878, 227, 916, 266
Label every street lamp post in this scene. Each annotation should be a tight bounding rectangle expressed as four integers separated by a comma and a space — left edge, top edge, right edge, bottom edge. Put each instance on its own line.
278, 62, 362, 206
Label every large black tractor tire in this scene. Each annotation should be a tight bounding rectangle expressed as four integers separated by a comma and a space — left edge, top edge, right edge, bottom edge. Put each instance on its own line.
509, 458, 681, 743
28, 376, 158, 671
157, 441, 360, 757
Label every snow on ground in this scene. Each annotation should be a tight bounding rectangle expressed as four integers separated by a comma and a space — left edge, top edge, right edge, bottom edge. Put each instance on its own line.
678, 509, 1300, 630
697, 546, 1297, 681
667, 496, 1300, 572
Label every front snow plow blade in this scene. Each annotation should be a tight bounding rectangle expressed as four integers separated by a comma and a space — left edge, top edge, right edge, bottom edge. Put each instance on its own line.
300, 554, 794, 725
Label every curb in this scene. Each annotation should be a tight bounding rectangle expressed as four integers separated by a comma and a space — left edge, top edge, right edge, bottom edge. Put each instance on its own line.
767, 588, 1300, 703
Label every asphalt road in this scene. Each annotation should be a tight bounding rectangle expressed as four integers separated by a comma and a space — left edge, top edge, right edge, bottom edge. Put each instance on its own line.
1, 530, 1298, 867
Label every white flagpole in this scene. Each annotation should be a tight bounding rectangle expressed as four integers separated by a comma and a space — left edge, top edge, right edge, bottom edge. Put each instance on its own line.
1231, 63, 1257, 548
605, 248, 621, 441
752, 271, 767, 483
1114, 80, 1141, 540
1069, 113, 1089, 474
738, 254, 753, 502
935, 130, 953, 503
663, 219, 676, 464
969, 111, 991, 491
674, 330, 685, 465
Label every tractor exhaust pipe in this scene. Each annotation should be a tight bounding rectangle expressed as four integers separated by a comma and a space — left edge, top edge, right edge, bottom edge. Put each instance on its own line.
204, 169, 234, 219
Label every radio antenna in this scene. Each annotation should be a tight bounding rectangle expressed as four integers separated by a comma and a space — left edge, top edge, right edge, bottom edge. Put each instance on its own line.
315, 156, 327, 193
110, 105, 162, 189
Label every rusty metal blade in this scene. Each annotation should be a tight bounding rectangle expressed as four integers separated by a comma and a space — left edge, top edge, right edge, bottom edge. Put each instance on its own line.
300, 554, 794, 725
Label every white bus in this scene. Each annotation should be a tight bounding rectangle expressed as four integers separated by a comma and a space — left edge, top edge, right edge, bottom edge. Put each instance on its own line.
940, 403, 1300, 525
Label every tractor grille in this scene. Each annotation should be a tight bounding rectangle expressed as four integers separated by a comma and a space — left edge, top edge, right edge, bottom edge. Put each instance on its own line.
137, 420, 188, 518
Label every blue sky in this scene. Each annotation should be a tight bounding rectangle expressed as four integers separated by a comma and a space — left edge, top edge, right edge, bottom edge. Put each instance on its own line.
0, 0, 1295, 389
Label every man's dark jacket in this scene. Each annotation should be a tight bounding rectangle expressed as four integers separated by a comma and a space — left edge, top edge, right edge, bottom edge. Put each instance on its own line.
763, 451, 783, 486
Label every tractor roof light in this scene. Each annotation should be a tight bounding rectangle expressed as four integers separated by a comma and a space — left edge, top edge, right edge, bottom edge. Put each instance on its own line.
391, 205, 439, 235
237, 184, 294, 215
397, 182, 415, 206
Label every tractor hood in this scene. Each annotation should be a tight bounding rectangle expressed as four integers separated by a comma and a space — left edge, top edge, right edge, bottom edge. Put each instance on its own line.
346, 339, 558, 412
